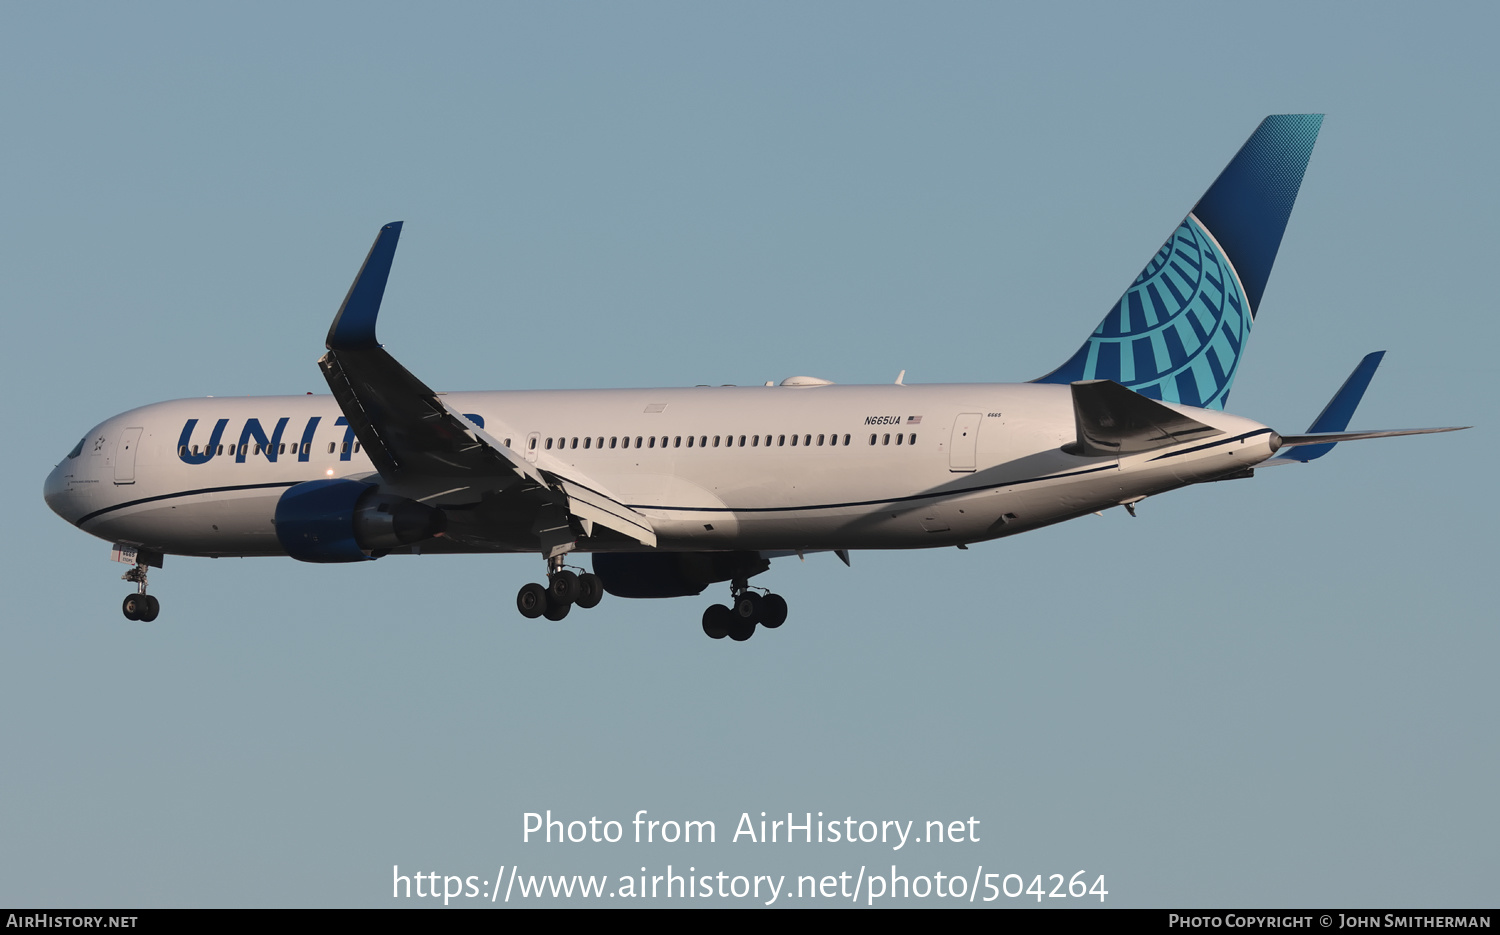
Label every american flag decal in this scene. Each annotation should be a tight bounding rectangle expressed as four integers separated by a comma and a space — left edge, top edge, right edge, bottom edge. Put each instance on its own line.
907, 416, 922, 424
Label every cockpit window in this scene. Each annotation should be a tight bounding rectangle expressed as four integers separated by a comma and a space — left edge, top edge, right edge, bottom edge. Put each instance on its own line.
66, 436, 86, 460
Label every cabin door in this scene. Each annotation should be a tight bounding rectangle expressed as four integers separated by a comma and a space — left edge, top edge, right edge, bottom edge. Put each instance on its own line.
948, 413, 982, 472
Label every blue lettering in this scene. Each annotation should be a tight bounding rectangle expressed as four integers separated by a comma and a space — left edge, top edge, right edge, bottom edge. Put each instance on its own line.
236, 417, 291, 462
177, 418, 229, 465
297, 415, 321, 462
335, 416, 356, 461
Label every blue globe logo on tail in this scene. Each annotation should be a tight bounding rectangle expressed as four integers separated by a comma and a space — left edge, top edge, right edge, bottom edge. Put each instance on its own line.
1035, 114, 1323, 410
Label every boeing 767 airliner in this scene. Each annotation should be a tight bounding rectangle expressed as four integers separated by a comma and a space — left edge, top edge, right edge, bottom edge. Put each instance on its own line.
43, 115, 1465, 640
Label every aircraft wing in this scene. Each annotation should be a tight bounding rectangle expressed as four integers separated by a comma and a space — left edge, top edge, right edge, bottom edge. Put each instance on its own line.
318, 222, 657, 547
320, 333, 541, 485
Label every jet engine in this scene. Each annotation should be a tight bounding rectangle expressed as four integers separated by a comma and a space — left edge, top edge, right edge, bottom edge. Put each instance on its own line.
274, 478, 446, 563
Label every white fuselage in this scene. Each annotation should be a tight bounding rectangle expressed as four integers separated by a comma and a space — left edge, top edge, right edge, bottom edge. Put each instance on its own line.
44, 381, 1278, 558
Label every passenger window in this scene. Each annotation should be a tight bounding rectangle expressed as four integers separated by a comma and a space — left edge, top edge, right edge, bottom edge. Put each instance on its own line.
895, 433, 902, 445
817, 434, 824, 446
778, 435, 786, 446
869, 434, 877, 445
674, 436, 681, 448
790, 434, 797, 446
504, 438, 512, 448
844, 434, 851, 446
529, 437, 538, 450
909, 433, 916, 444
546, 438, 553, 450
687, 436, 694, 448
571, 438, 579, 449
883, 433, 890, 445
713, 436, 720, 447
597, 438, 603, 448
635, 436, 643, 448
649, 437, 656, 448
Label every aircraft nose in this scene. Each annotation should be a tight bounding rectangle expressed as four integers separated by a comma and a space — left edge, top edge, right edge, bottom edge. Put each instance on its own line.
43, 463, 67, 517
43, 458, 84, 526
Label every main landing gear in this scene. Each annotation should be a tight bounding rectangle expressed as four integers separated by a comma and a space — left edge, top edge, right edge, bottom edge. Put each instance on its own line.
701, 579, 788, 642
515, 556, 604, 621
120, 560, 160, 622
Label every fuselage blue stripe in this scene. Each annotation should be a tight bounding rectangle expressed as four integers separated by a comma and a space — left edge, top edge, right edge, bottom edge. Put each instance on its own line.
1146, 429, 1272, 462
75, 462, 1126, 528
76, 481, 304, 527
623, 463, 1120, 514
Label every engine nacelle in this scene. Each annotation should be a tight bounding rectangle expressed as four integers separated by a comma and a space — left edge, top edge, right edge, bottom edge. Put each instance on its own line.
592, 551, 768, 599
275, 478, 446, 563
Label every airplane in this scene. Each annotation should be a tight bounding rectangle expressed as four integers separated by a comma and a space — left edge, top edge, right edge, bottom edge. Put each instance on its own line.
43, 114, 1466, 641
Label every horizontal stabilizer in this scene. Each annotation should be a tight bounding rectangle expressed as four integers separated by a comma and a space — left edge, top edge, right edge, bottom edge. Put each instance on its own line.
1264, 351, 1469, 464
1068, 379, 1223, 457
1275, 426, 1468, 448
1263, 425, 1469, 465
1278, 351, 1385, 461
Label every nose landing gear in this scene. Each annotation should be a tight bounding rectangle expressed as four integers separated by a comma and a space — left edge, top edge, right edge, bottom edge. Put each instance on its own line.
119, 557, 160, 622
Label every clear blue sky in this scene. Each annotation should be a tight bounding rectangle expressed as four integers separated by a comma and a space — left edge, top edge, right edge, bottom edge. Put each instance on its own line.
3, 2, 1494, 907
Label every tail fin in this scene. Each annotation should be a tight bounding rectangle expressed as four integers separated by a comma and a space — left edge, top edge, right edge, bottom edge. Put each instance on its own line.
1034, 114, 1323, 409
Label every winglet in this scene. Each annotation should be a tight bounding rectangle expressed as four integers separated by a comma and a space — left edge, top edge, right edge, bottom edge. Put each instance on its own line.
1283, 351, 1384, 462
326, 222, 403, 350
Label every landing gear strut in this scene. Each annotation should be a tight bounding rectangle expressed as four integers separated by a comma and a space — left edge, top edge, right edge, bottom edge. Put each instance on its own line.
515, 555, 604, 621
702, 578, 788, 642
120, 561, 160, 622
